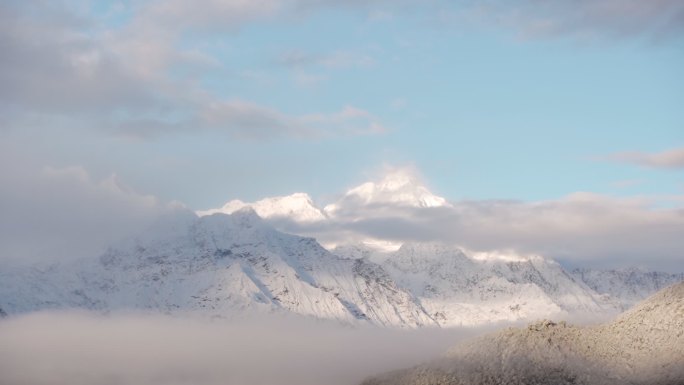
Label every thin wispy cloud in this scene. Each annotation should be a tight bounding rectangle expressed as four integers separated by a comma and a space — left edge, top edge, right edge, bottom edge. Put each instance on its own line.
0, 1, 387, 141
199, 101, 386, 140
2, 0, 677, 144
459, 0, 684, 41
277, 49, 376, 69
607, 147, 684, 170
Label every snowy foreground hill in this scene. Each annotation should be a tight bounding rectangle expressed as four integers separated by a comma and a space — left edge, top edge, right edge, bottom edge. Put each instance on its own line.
362, 281, 684, 385
0, 209, 682, 328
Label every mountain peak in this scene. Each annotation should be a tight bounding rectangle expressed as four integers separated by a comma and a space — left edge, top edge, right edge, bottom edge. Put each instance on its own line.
228, 206, 263, 223
324, 169, 449, 217
351, 170, 448, 207
376, 169, 416, 191
197, 192, 326, 222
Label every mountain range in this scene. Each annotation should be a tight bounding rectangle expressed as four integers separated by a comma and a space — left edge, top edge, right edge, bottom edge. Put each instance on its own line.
1, 206, 681, 328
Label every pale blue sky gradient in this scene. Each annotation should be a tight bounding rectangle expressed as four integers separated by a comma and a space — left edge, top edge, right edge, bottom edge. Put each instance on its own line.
2, 0, 683, 208
2, 0, 684, 269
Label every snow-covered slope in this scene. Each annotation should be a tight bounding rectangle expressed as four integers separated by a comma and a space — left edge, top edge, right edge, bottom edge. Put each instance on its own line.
331, 243, 394, 263
362, 282, 684, 385
197, 192, 326, 222
571, 267, 684, 310
0, 209, 432, 327
0, 209, 677, 328
379, 243, 614, 327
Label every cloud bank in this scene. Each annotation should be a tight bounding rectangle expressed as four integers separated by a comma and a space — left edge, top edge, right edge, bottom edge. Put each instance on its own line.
0, 311, 486, 385
206, 168, 684, 271
0, 148, 169, 264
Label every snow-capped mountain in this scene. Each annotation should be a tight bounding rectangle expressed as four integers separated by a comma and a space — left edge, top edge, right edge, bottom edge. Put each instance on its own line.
369, 243, 614, 326
3, 208, 674, 328
195, 169, 452, 251
197, 192, 326, 222
0, 209, 433, 327
196, 170, 449, 224
323, 169, 450, 218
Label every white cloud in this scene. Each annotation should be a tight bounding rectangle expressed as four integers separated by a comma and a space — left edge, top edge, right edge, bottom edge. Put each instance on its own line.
0, 150, 169, 264
440, 193, 684, 269
111, 0, 284, 79
0, 1, 387, 141
137, 0, 283, 31
299, 105, 388, 136
0, 3, 156, 115
204, 167, 684, 271
278, 49, 376, 89
446, 0, 684, 41
608, 147, 684, 169
199, 101, 387, 139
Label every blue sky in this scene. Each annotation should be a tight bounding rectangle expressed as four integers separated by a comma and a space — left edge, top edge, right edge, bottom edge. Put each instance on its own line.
3, 0, 683, 208
169, 3, 682, 207
1, 0, 683, 268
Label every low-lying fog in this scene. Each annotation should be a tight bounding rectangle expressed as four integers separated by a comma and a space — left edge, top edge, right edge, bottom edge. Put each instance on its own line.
0, 311, 496, 385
